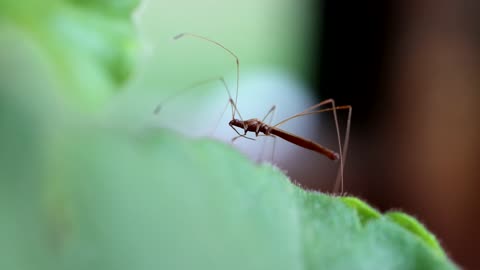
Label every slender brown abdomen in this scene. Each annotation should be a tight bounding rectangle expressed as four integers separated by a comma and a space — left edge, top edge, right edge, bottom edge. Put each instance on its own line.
268, 127, 340, 160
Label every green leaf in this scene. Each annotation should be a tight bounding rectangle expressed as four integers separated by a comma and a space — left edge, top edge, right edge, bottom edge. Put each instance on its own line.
386, 212, 446, 257
0, 76, 458, 269
0, 0, 139, 110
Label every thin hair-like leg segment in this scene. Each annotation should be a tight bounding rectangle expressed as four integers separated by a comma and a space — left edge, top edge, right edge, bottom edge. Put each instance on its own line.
153, 76, 234, 115
208, 77, 240, 135
209, 98, 231, 136
229, 98, 254, 141
272, 99, 337, 128
289, 105, 352, 194
271, 99, 349, 194
257, 105, 276, 162
333, 105, 351, 194
229, 98, 245, 122
231, 132, 255, 142
218, 78, 237, 120
261, 105, 277, 122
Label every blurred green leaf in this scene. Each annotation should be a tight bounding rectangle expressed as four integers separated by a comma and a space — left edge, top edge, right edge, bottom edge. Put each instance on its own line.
0, 0, 138, 110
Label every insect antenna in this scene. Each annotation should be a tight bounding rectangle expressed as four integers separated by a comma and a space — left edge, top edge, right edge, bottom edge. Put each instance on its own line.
174, 33, 241, 120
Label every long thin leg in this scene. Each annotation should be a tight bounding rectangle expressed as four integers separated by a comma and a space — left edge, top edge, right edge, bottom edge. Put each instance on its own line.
256, 134, 277, 163
257, 105, 276, 162
153, 76, 237, 118
229, 98, 245, 122
270, 135, 277, 164
153, 76, 246, 139
272, 99, 337, 128
209, 98, 231, 136
298, 106, 352, 194
266, 106, 276, 164
333, 105, 352, 194
209, 77, 247, 136
272, 99, 351, 194
308, 106, 352, 194
228, 97, 255, 142
262, 105, 277, 122
230, 125, 255, 141
231, 134, 256, 142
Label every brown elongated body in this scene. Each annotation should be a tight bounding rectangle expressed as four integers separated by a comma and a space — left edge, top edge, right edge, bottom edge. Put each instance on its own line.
229, 118, 340, 161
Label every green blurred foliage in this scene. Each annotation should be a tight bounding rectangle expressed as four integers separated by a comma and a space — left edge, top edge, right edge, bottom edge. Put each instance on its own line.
126, 0, 316, 102
0, 0, 138, 110
0, 1, 458, 269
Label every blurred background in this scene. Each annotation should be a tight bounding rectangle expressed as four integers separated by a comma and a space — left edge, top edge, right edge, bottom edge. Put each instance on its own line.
114, 0, 479, 268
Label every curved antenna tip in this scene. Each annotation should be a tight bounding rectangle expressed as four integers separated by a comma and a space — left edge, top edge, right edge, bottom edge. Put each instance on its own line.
153, 104, 162, 114
173, 33, 185, 40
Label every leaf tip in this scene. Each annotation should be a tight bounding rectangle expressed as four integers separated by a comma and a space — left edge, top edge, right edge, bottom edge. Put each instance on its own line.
386, 211, 446, 257
341, 196, 381, 225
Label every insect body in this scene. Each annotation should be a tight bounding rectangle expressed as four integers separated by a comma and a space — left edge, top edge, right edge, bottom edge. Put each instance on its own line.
229, 117, 340, 161
167, 33, 351, 193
